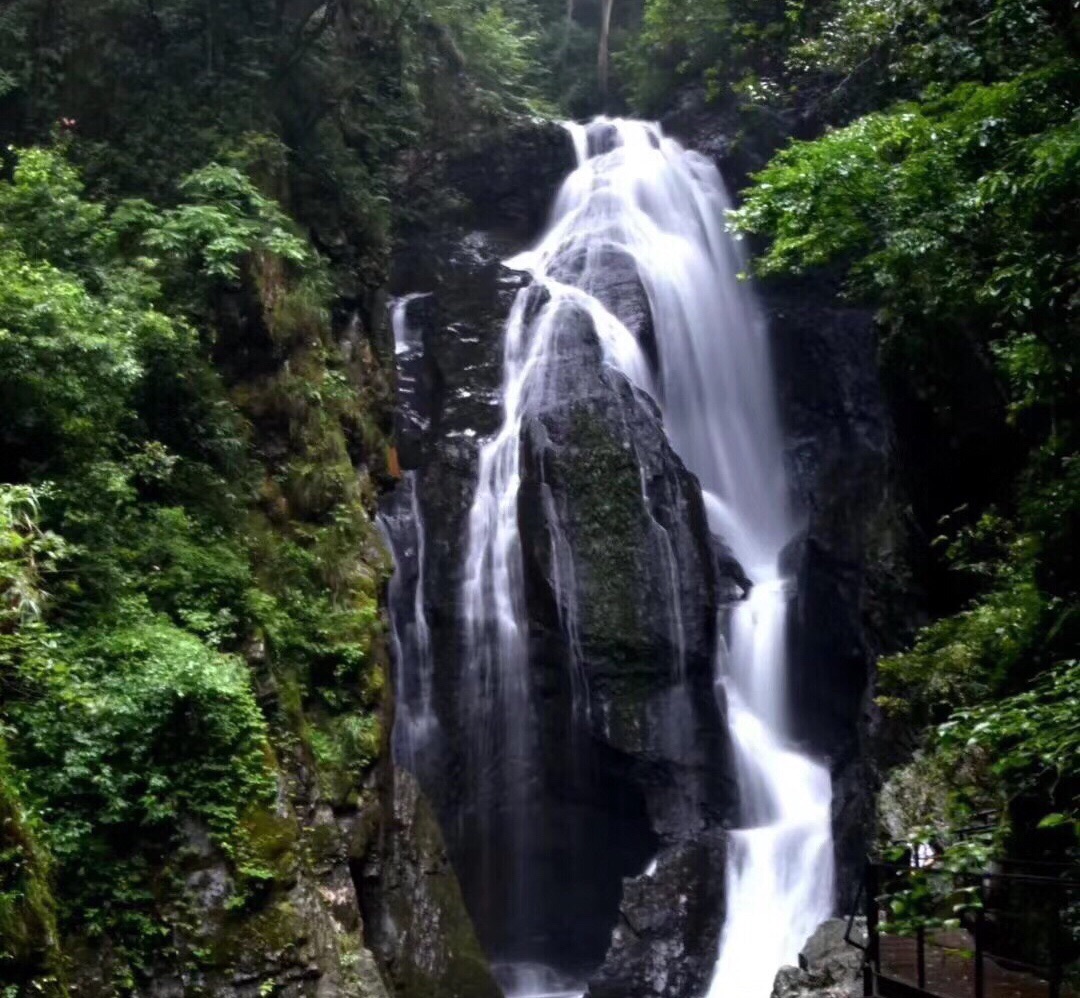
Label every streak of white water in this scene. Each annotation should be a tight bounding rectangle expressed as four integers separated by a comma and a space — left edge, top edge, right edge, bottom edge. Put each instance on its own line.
383, 298, 438, 769
494, 963, 584, 998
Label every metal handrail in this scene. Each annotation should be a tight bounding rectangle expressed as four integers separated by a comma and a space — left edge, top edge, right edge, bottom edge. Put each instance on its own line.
873, 860, 1080, 888
863, 858, 1077, 998
846, 875, 868, 953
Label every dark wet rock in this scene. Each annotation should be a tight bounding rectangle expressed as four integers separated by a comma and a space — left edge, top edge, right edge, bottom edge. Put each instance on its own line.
384, 112, 908, 995
518, 302, 740, 834
660, 86, 801, 192
587, 833, 728, 998
446, 118, 575, 241
63, 785, 394, 998
548, 244, 660, 374
770, 918, 867, 998
587, 120, 622, 157
357, 769, 502, 998
766, 273, 917, 909
385, 250, 739, 974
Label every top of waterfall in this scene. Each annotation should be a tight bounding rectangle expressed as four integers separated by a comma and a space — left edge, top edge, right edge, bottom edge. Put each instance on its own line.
544, 116, 800, 575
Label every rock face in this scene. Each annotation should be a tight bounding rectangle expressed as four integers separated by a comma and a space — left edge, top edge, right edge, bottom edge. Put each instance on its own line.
384, 121, 742, 986
384, 112, 901, 995
445, 118, 580, 240
770, 918, 867, 998
63, 770, 396, 998
766, 274, 916, 909
357, 769, 502, 998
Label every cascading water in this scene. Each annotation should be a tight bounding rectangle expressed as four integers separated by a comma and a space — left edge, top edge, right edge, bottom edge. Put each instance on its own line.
382, 298, 439, 772
388, 116, 834, 997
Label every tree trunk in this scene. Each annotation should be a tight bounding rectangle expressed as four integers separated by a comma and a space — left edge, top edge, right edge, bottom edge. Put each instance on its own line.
598, 0, 615, 103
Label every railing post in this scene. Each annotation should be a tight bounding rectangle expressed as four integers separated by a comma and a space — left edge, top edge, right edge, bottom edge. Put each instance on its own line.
1048, 882, 1063, 998
865, 861, 879, 997
974, 878, 985, 998
916, 924, 926, 989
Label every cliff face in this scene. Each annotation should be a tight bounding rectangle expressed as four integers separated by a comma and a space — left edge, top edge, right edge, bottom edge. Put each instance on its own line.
767, 275, 912, 909
39, 260, 489, 998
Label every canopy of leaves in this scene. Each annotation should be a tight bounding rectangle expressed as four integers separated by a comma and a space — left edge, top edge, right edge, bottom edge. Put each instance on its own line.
621, 0, 794, 114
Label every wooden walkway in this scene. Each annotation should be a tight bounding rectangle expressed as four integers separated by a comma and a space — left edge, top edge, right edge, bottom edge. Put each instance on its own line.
861, 861, 1080, 998
878, 931, 1076, 998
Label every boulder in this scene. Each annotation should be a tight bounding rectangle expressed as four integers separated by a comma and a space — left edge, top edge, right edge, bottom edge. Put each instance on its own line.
587, 833, 728, 998
770, 918, 867, 998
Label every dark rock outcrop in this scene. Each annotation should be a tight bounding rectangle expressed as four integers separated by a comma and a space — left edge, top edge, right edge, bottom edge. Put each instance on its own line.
62, 776, 395, 998
587, 833, 728, 998
445, 118, 577, 241
766, 274, 916, 909
385, 121, 740, 985
518, 303, 740, 838
660, 87, 802, 193
548, 245, 660, 373
770, 918, 867, 998
384, 111, 906, 996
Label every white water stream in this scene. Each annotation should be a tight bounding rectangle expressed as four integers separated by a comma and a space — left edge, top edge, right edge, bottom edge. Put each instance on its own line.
432, 118, 833, 997
384, 298, 439, 770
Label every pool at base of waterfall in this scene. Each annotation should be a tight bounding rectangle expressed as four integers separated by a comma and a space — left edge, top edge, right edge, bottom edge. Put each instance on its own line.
493, 962, 586, 998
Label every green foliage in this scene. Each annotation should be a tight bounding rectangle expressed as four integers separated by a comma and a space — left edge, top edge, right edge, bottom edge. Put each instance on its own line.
877, 515, 1048, 717
725, 0, 1080, 871
0, 0, 558, 278
428, 0, 553, 114
0, 138, 390, 983
739, 63, 1080, 846
0, 732, 65, 993
938, 660, 1080, 828
0, 486, 67, 628
0, 486, 65, 992
877, 660, 1080, 934
731, 64, 1079, 332
879, 832, 994, 936
623, 0, 794, 113
147, 164, 310, 282
0, 0, 562, 984
791, 0, 1072, 104
12, 605, 276, 891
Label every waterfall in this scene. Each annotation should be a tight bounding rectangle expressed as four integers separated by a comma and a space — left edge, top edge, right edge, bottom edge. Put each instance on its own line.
390, 117, 834, 997
540, 119, 835, 996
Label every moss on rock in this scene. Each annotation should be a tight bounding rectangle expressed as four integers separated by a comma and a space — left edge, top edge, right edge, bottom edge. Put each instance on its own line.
559, 404, 650, 659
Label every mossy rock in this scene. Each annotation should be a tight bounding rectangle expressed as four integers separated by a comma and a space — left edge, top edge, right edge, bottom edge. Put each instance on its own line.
557, 404, 651, 656
0, 739, 66, 995
361, 770, 502, 998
